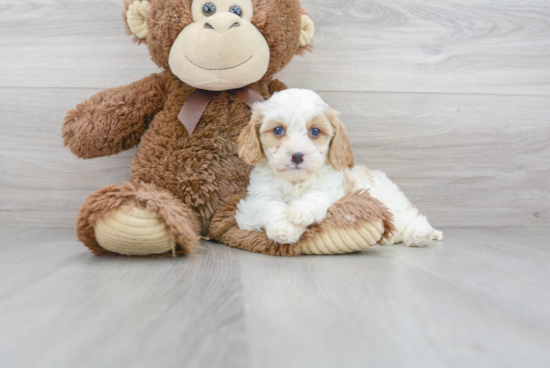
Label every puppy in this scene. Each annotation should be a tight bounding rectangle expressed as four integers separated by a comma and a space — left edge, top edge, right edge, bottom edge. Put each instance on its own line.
236, 88, 442, 247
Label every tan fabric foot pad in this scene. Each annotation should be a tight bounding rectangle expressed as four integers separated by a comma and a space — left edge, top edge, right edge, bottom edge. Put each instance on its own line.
94, 205, 175, 256
300, 219, 384, 255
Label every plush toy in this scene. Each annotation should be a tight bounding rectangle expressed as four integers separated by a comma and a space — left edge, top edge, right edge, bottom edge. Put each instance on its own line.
62, 0, 394, 257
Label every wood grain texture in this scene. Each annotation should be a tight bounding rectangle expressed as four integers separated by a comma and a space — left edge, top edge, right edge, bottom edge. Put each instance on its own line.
319, 91, 550, 228
0, 0, 159, 89
0, 228, 248, 368
240, 228, 550, 368
1, 0, 548, 227
1, 227, 550, 367
282, 0, 550, 94
1, 88, 548, 227
1, 0, 549, 94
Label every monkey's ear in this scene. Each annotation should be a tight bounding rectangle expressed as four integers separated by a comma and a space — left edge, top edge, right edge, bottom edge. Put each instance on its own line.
299, 15, 315, 47
297, 9, 315, 54
124, 0, 151, 42
326, 107, 355, 171
238, 107, 264, 166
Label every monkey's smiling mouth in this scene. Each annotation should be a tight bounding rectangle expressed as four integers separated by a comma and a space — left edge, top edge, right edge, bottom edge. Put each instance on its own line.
185, 55, 255, 71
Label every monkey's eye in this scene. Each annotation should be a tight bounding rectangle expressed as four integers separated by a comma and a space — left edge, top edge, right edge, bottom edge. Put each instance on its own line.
202, 3, 217, 16
310, 127, 321, 137
229, 5, 243, 17
273, 127, 285, 136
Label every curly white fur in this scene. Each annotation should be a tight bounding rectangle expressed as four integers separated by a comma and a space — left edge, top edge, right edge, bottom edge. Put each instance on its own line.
236, 89, 443, 247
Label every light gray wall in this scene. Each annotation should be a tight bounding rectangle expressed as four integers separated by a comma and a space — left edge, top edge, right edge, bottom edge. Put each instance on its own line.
1, 0, 549, 227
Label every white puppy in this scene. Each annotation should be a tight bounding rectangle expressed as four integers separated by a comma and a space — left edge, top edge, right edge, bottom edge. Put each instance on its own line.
236, 89, 442, 247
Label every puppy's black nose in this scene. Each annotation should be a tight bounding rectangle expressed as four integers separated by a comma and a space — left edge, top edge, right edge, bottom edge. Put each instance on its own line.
291, 152, 304, 165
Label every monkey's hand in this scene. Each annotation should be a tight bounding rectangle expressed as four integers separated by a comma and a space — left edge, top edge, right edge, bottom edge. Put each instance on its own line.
62, 72, 168, 159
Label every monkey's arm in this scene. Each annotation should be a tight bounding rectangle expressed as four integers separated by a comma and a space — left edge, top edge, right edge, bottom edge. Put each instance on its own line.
268, 79, 288, 95
62, 73, 168, 159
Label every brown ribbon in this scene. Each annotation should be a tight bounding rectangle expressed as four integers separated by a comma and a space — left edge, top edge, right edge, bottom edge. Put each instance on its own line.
231, 87, 266, 108
178, 87, 266, 135
177, 89, 218, 136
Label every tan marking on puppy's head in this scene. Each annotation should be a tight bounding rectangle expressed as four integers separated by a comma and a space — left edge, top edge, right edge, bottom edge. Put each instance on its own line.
306, 114, 333, 149
325, 107, 354, 170
237, 107, 263, 165
259, 119, 288, 151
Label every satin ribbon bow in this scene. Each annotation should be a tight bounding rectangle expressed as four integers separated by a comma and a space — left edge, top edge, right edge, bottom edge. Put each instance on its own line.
177, 87, 265, 135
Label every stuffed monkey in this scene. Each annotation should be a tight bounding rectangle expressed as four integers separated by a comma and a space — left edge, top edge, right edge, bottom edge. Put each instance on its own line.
62, 0, 393, 257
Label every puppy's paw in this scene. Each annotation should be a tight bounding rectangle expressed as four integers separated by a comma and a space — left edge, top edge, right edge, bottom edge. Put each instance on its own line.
403, 225, 434, 247
266, 220, 305, 244
378, 229, 402, 246
378, 236, 396, 246
432, 230, 443, 241
286, 206, 316, 227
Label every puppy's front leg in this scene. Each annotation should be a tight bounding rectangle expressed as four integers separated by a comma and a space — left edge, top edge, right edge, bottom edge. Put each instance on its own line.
264, 202, 306, 244
286, 192, 334, 228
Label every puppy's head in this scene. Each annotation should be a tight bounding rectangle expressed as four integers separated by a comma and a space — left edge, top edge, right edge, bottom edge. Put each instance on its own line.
238, 89, 354, 182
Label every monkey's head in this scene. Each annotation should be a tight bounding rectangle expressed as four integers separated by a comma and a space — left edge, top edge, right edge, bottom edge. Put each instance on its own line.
124, 0, 315, 91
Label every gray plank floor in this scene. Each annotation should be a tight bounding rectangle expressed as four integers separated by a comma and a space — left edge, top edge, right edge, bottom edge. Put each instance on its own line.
1, 228, 549, 368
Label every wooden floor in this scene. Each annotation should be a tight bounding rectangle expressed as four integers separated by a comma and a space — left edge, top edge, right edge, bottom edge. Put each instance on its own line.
1, 227, 549, 368
1, 1, 549, 366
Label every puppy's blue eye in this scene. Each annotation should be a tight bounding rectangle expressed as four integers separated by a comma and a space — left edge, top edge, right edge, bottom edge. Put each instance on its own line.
310, 127, 321, 137
273, 127, 285, 136
202, 3, 216, 16
229, 5, 242, 16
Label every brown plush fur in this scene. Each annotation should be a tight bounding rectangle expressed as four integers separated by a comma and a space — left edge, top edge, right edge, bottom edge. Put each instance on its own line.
67, 75, 287, 242
63, 73, 167, 159
209, 190, 395, 257
64, 0, 392, 257
76, 181, 201, 257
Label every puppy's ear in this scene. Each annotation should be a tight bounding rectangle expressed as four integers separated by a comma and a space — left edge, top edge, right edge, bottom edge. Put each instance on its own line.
326, 107, 354, 170
238, 107, 264, 166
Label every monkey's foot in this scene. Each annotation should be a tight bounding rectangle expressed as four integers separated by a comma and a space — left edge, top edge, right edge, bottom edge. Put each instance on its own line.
95, 205, 174, 256
300, 220, 384, 255
77, 181, 201, 257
